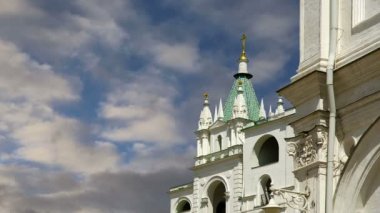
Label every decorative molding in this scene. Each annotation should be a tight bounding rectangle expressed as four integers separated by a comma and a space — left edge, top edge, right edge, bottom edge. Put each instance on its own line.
201, 197, 208, 205
287, 126, 328, 169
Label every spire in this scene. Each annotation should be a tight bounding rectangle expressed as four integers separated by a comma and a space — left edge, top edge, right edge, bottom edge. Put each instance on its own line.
218, 98, 224, 120
234, 33, 252, 79
213, 105, 218, 123
259, 98, 267, 120
275, 96, 285, 115
232, 81, 248, 119
224, 34, 259, 121
268, 105, 274, 118
198, 93, 213, 130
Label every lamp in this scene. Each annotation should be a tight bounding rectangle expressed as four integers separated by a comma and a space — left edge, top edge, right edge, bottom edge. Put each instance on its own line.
262, 196, 282, 213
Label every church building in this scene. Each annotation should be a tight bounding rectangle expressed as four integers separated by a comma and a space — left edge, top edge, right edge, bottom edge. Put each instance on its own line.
169, 0, 380, 212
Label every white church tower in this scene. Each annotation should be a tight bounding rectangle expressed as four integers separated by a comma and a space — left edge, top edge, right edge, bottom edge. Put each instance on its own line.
169, 34, 295, 213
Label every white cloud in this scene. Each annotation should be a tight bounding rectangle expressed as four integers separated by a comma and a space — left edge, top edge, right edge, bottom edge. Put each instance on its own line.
13, 117, 120, 174
0, 40, 78, 103
0, 0, 127, 61
99, 73, 182, 145
0, 0, 40, 16
124, 143, 195, 174
251, 49, 291, 82
0, 40, 120, 174
152, 43, 200, 72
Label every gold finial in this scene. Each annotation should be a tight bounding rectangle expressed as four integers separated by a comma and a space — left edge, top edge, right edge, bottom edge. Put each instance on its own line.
203, 92, 209, 99
239, 33, 249, 63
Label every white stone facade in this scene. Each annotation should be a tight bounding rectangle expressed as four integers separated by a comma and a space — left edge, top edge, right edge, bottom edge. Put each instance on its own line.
169, 1, 380, 212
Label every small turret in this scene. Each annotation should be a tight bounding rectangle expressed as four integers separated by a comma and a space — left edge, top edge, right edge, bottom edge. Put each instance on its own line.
232, 81, 248, 119
198, 93, 213, 130
213, 105, 218, 123
218, 98, 224, 120
275, 96, 285, 115
259, 98, 267, 120
268, 105, 274, 118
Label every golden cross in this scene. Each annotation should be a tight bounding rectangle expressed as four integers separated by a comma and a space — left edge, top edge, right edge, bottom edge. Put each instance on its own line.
241, 33, 247, 52
203, 92, 208, 99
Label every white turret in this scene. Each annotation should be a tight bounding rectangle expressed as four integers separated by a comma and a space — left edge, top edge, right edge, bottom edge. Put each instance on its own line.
259, 98, 267, 120
232, 81, 248, 119
218, 98, 224, 120
268, 105, 274, 118
275, 96, 285, 115
213, 105, 218, 123
198, 93, 213, 130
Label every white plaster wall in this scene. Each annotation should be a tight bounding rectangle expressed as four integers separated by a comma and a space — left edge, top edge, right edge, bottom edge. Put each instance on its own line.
336, 0, 380, 68
297, 0, 331, 76
242, 118, 295, 211
365, 0, 380, 18
170, 189, 194, 213
193, 157, 243, 213
301, 0, 321, 62
210, 125, 229, 153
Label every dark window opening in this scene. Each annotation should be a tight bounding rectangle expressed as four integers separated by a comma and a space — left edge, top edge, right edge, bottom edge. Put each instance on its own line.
260, 177, 272, 206
177, 201, 191, 212
216, 201, 226, 213
258, 137, 279, 166
217, 135, 222, 151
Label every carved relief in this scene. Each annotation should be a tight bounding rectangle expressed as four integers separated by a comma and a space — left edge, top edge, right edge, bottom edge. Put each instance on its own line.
287, 127, 328, 169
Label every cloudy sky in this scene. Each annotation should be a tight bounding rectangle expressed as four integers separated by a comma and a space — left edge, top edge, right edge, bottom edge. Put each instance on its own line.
0, 0, 299, 212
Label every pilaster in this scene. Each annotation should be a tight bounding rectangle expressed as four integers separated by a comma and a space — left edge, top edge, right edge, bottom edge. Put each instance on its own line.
232, 161, 243, 212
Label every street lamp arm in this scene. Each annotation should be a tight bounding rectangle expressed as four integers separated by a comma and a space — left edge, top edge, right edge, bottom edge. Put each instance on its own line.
270, 186, 310, 212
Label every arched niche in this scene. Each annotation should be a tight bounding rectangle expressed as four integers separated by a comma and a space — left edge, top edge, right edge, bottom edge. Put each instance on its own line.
202, 177, 229, 213
176, 198, 191, 213
208, 181, 226, 213
334, 117, 380, 213
255, 174, 272, 207
253, 135, 279, 167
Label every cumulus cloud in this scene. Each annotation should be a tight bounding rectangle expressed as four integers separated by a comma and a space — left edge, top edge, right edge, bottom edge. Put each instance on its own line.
164, 0, 298, 83
0, 0, 40, 16
99, 73, 182, 145
0, 40, 78, 103
0, 39, 120, 174
0, 0, 127, 60
151, 42, 201, 72
0, 165, 192, 213
125, 143, 195, 173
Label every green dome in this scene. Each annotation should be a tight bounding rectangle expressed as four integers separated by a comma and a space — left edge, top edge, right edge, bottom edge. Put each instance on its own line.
223, 76, 260, 121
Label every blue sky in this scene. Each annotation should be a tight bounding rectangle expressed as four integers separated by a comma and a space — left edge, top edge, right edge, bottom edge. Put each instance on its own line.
0, 0, 299, 212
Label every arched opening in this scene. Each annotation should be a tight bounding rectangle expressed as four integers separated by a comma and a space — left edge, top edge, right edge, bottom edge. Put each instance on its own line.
256, 175, 272, 207
257, 136, 279, 166
217, 135, 222, 151
176, 199, 191, 213
208, 181, 227, 213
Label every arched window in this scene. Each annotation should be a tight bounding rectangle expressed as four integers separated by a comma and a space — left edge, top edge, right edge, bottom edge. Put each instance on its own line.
217, 135, 222, 151
177, 200, 191, 212
254, 136, 279, 167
